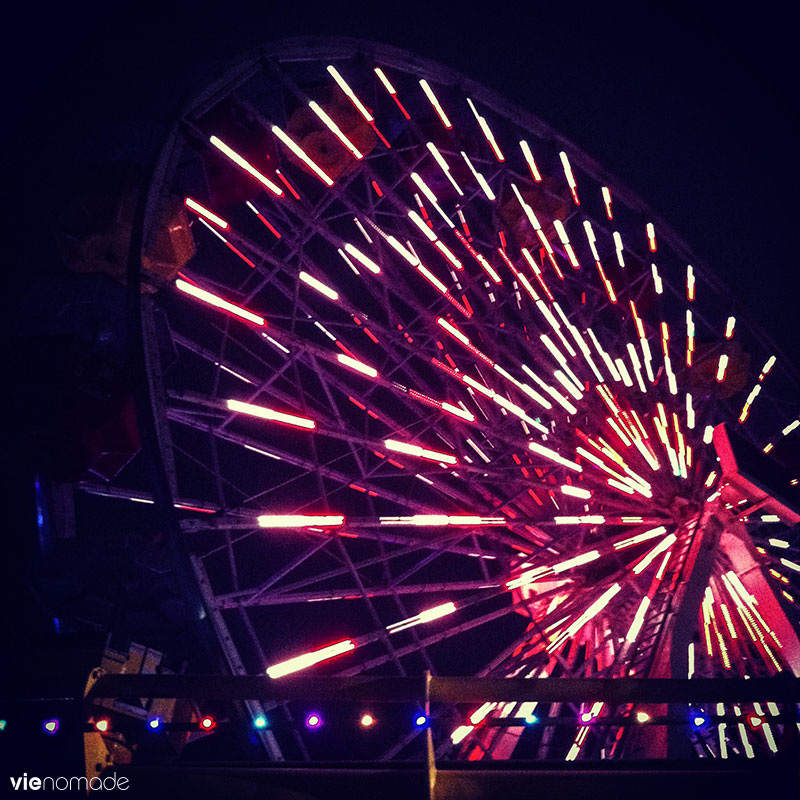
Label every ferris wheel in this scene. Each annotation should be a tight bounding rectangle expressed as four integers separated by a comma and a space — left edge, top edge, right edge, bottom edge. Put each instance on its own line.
85, 37, 800, 763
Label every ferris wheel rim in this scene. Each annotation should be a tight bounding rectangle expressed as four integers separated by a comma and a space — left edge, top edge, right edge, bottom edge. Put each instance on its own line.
126, 35, 800, 763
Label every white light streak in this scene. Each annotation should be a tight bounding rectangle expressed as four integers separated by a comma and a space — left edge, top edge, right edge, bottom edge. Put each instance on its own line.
184, 197, 229, 229
299, 271, 339, 300
226, 398, 316, 429
625, 596, 651, 643
344, 243, 382, 273
272, 125, 334, 186
387, 602, 457, 633
385, 439, 457, 465
632, 534, 677, 574
419, 79, 452, 128
650, 263, 663, 294
308, 101, 364, 159
519, 140, 542, 181
327, 65, 373, 121
176, 279, 265, 326
561, 484, 592, 499
426, 142, 463, 195
209, 136, 284, 195
337, 353, 378, 378
529, 440, 582, 472
267, 638, 355, 678
258, 514, 344, 528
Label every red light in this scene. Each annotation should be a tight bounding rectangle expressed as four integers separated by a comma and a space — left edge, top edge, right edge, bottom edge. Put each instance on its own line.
94, 718, 110, 733
200, 715, 216, 730
360, 712, 376, 728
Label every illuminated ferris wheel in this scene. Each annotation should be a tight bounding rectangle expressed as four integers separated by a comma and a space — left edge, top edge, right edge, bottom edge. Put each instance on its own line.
88, 37, 800, 762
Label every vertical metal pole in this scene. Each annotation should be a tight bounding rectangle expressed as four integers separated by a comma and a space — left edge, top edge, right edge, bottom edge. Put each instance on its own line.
190, 555, 284, 761
425, 670, 436, 800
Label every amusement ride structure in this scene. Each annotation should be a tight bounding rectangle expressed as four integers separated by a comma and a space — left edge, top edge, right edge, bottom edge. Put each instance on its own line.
74, 38, 800, 767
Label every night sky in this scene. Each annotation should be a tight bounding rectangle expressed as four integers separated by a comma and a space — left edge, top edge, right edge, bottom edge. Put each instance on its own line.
9, 1, 798, 369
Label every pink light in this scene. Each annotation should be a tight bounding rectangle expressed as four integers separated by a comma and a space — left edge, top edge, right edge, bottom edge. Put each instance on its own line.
380, 515, 504, 527
175, 279, 265, 326
651, 263, 663, 294
629, 300, 645, 339
654, 551, 672, 581
275, 169, 301, 199
419, 79, 452, 128
552, 550, 601, 571
519, 140, 542, 181
436, 317, 470, 346
528, 440, 582, 473
559, 151, 579, 205
410, 173, 453, 227
327, 65, 373, 122
716, 354, 729, 383
245, 201, 281, 237
560, 484, 591, 499
308, 102, 364, 160
266, 638, 356, 678
386, 601, 457, 633
613, 526, 668, 551
209, 136, 283, 195
553, 220, 580, 268
454, 230, 502, 282
546, 584, 621, 653
374, 67, 411, 118
631, 534, 676, 574
601, 186, 613, 219
343, 243, 381, 274
461, 152, 495, 201
554, 516, 605, 526
272, 125, 334, 186
613, 231, 626, 267
184, 197, 229, 229
299, 271, 339, 301
646, 222, 657, 252
426, 142, 464, 195
759, 355, 776, 380
257, 514, 344, 528
384, 439, 457, 465
435, 240, 464, 270
226, 398, 316, 429
337, 353, 378, 378
625, 596, 651, 643
467, 98, 504, 161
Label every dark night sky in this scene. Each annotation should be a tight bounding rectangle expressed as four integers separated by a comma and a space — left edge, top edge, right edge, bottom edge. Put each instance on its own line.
8, 1, 799, 367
